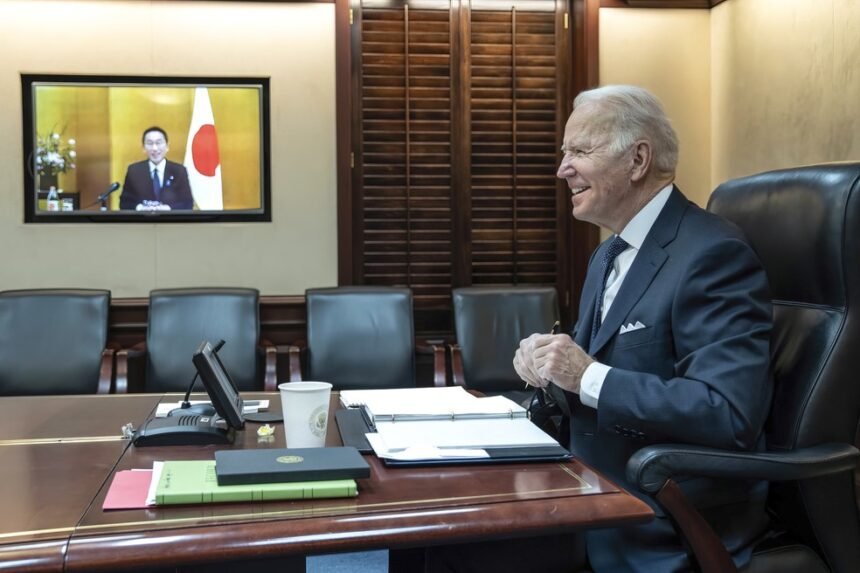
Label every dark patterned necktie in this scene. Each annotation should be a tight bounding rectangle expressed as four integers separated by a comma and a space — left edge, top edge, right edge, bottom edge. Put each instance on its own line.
152, 168, 161, 200
591, 235, 629, 341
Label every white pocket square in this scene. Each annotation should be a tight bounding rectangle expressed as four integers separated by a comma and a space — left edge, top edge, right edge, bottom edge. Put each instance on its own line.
619, 321, 646, 334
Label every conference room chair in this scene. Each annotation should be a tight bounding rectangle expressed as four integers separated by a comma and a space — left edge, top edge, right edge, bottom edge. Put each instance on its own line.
115, 288, 277, 393
626, 162, 860, 572
288, 286, 445, 389
0, 289, 113, 395
450, 286, 560, 406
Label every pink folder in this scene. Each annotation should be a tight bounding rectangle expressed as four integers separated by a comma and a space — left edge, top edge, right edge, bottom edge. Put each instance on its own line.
102, 470, 153, 510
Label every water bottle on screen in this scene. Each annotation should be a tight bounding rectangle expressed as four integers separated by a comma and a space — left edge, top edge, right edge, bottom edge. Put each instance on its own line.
46, 186, 59, 212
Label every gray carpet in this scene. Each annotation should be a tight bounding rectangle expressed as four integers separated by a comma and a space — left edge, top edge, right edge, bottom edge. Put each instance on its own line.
306, 550, 389, 572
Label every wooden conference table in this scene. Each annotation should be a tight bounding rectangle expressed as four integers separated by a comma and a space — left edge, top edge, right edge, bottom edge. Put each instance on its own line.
0, 393, 653, 572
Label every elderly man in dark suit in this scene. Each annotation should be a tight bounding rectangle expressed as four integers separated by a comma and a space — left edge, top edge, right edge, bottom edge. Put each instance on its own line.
119, 126, 194, 211
426, 86, 773, 572
515, 85, 773, 571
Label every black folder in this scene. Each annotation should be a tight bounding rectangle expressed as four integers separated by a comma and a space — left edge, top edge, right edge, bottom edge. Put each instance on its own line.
379, 445, 571, 467
335, 408, 374, 454
214, 446, 370, 485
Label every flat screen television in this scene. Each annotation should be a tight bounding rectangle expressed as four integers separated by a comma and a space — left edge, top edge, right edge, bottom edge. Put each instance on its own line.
21, 74, 271, 223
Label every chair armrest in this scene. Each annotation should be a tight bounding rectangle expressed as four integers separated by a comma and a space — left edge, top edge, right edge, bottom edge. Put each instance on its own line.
628, 443, 860, 573
417, 340, 447, 387
114, 342, 146, 394
98, 347, 115, 394
258, 338, 278, 392
654, 479, 739, 573
286, 344, 304, 382
627, 443, 860, 494
449, 344, 465, 387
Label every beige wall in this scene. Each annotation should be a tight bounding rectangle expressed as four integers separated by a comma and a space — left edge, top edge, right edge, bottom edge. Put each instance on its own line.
600, 0, 860, 199
711, 0, 860, 185
599, 8, 712, 208
0, 1, 337, 297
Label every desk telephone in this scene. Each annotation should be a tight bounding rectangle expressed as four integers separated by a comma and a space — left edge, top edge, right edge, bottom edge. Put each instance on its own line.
132, 340, 244, 447
133, 412, 234, 446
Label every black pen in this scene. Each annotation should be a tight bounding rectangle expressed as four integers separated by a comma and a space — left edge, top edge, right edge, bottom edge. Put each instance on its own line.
359, 403, 377, 432
525, 320, 561, 389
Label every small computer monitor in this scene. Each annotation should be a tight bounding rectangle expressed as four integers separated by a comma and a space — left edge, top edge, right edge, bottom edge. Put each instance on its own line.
192, 340, 245, 430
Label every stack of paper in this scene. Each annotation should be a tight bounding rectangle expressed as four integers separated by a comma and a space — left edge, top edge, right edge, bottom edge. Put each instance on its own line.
340, 386, 526, 420
340, 387, 567, 464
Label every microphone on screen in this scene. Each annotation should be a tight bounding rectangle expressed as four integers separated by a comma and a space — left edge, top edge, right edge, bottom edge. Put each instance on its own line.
96, 182, 121, 202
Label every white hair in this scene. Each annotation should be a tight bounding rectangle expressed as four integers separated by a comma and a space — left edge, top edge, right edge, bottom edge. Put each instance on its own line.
573, 85, 679, 177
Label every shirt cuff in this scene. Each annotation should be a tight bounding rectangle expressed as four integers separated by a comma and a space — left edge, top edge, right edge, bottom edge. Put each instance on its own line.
579, 361, 611, 409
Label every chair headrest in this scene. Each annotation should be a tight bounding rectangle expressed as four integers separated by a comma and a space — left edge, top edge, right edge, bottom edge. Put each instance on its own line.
709, 162, 860, 308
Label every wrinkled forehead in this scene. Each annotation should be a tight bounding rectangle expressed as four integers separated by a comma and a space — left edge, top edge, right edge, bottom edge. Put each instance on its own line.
562, 103, 615, 149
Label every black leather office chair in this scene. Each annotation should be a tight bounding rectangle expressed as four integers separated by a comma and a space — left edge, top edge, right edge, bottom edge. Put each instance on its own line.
289, 286, 444, 389
115, 288, 276, 393
0, 289, 113, 395
451, 286, 560, 405
627, 163, 860, 573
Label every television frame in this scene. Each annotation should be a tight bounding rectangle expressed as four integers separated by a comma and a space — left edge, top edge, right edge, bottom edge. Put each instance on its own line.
21, 73, 271, 224
192, 340, 246, 430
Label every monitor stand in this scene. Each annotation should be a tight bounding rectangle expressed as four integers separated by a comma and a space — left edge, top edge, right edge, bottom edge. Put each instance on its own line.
133, 414, 235, 447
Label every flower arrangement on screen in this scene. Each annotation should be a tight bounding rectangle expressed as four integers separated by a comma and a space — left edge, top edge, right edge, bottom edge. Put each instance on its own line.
35, 129, 76, 177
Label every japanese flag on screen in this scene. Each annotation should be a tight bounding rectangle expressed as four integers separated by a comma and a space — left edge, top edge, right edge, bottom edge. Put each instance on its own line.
183, 87, 223, 210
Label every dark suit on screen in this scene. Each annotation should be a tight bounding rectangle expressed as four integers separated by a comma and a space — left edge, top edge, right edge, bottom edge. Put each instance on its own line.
563, 186, 773, 571
119, 160, 194, 210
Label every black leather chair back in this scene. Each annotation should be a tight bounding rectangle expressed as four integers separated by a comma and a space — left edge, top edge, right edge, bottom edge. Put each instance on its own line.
0, 289, 110, 395
452, 286, 559, 394
709, 162, 860, 570
145, 288, 261, 392
305, 287, 415, 389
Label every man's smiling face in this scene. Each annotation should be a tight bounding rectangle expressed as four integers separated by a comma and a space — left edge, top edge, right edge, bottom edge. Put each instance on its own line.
143, 130, 169, 164
557, 103, 635, 232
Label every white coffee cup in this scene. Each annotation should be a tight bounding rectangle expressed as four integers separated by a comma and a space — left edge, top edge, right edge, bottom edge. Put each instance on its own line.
278, 381, 333, 448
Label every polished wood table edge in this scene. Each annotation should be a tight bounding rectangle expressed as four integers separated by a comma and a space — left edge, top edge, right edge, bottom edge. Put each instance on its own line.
0, 539, 67, 573
74, 468, 594, 535
65, 493, 653, 571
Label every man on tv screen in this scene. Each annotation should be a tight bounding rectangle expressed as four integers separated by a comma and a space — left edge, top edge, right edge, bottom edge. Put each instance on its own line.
120, 126, 194, 211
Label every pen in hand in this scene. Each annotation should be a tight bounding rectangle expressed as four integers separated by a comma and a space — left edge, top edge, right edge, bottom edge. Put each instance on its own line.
525, 320, 561, 389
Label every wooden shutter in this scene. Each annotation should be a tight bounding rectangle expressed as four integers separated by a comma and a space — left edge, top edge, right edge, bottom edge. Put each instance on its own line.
353, 0, 569, 326
358, 2, 454, 308
470, 5, 560, 286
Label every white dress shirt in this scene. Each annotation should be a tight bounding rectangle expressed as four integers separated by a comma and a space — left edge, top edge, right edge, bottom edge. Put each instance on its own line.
579, 183, 674, 409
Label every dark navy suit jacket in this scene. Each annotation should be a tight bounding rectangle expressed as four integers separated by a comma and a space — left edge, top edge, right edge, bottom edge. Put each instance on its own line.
565, 187, 773, 572
119, 160, 194, 210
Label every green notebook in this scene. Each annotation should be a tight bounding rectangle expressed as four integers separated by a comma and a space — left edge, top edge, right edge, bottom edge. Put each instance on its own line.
155, 460, 358, 505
